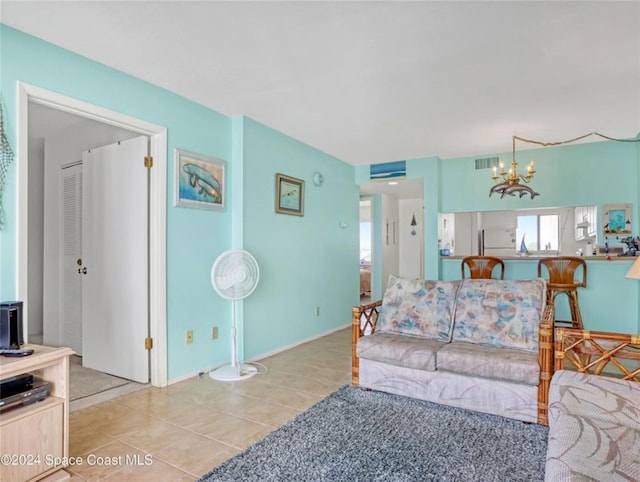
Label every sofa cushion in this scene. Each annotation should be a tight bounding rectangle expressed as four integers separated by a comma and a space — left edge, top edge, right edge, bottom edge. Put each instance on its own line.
452, 278, 545, 352
545, 370, 640, 482
356, 332, 446, 371
377, 275, 461, 341
437, 342, 540, 385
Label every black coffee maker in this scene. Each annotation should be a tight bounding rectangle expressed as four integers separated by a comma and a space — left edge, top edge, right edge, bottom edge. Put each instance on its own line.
0, 301, 24, 349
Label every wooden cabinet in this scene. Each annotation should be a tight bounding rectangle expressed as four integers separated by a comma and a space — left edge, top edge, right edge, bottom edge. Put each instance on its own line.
0, 345, 73, 482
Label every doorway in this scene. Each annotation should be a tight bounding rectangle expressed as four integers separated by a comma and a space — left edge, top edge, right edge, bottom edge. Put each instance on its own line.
51, 118, 143, 358
359, 177, 424, 296
359, 198, 373, 304
16, 82, 168, 387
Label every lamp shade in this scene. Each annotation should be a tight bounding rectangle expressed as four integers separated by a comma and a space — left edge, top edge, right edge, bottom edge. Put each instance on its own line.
625, 257, 640, 280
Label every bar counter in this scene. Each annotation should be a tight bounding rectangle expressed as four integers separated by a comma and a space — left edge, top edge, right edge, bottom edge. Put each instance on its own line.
443, 255, 637, 261
440, 255, 638, 334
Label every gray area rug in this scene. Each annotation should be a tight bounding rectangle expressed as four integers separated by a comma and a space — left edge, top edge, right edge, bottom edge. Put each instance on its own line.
199, 385, 548, 482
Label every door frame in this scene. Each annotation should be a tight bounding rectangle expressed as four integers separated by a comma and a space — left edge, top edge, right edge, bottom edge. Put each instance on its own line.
16, 82, 168, 387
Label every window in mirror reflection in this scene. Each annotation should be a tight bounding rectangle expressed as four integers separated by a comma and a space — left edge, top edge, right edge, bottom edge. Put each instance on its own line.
517, 214, 559, 253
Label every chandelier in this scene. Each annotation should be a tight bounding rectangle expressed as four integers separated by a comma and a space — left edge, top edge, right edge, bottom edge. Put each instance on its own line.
489, 131, 640, 200
489, 136, 538, 199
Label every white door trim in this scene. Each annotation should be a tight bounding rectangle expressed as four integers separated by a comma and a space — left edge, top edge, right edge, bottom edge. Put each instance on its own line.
16, 82, 168, 387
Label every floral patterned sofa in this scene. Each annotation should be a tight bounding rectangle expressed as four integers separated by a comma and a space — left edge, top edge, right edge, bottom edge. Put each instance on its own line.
545, 328, 640, 481
352, 275, 555, 424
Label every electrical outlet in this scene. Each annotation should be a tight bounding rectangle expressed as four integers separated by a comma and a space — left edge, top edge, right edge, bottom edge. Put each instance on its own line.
186, 329, 193, 344
211, 326, 219, 340
315, 306, 320, 317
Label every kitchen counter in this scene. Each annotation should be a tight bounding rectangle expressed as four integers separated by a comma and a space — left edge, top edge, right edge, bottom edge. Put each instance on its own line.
442, 255, 636, 261
439, 255, 639, 333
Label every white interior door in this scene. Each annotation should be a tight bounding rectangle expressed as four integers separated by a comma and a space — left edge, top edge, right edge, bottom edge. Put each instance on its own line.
60, 162, 83, 354
82, 136, 149, 383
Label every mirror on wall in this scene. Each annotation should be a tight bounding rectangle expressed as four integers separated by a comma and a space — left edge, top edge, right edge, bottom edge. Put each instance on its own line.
359, 199, 372, 302
439, 205, 599, 257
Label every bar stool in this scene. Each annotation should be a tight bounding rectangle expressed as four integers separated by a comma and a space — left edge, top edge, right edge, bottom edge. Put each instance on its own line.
537, 257, 587, 329
461, 256, 505, 280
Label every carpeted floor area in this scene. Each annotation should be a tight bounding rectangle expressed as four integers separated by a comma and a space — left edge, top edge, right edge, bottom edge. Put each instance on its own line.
199, 385, 548, 482
69, 355, 129, 400
68, 355, 148, 412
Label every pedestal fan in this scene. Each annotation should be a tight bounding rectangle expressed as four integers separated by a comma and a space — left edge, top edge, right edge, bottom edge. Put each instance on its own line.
209, 249, 260, 381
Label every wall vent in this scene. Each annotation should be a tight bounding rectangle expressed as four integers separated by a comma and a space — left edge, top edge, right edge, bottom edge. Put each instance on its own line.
475, 157, 500, 170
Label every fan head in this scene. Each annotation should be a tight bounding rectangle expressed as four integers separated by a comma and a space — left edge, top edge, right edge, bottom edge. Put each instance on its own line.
211, 250, 260, 300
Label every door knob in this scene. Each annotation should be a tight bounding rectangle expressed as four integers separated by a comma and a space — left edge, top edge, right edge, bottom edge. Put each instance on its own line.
81, 267, 87, 275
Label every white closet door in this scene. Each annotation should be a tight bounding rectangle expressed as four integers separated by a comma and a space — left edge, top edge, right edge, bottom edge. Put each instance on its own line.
82, 136, 149, 383
60, 163, 83, 354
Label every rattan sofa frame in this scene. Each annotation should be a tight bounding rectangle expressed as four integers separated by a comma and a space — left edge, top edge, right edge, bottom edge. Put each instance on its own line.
352, 301, 555, 425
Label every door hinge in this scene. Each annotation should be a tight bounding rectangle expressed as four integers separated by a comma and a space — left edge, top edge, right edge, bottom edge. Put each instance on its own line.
144, 156, 153, 168
145, 337, 153, 350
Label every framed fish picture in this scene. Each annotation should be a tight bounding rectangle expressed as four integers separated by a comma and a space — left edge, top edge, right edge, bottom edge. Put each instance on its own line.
175, 149, 225, 210
275, 173, 304, 216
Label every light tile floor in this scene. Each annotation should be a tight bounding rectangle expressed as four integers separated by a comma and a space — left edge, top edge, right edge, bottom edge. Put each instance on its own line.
67, 327, 351, 481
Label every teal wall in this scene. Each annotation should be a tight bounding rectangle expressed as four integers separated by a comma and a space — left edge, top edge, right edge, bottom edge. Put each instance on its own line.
0, 25, 234, 380
441, 258, 638, 333
0, 25, 359, 381
2, 24, 639, 385
240, 117, 359, 358
359, 141, 640, 333
438, 140, 640, 333
439, 141, 639, 214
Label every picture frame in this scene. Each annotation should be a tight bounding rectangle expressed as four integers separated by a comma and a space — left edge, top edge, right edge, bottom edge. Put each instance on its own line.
603, 203, 631, 237
175, 149, 225, 210
275, 173, 304, 216
370, 160, 406, 181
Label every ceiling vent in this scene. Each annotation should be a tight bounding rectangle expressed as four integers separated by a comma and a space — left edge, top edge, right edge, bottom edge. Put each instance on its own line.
475, 157, 499, 170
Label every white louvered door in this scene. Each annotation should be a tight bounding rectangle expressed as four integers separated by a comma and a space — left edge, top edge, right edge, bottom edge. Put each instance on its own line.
60, 162, 83, 354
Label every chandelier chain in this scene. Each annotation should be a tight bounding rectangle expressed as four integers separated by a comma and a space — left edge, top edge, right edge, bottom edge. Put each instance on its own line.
489, 130, 639, 200
514, 131, 640, 148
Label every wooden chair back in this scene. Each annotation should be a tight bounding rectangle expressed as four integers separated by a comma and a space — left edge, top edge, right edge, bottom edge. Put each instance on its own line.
461, 256, 505, 280
537, 257, 587, 290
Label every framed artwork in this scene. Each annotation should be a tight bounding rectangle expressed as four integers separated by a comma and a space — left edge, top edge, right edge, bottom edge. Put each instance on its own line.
175, 149, 225, 210
603, 203, 631, 237
275, 173, 304, 216
370, 160, 406, 181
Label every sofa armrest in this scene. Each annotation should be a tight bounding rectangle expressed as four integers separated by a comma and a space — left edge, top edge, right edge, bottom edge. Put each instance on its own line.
554, 328, 640, 381
352, 300, 382, 385
537, 304, 555, 426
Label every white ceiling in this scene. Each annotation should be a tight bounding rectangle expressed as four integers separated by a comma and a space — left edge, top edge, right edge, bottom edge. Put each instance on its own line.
3, 1, 639, 166
28, 103, 89, 139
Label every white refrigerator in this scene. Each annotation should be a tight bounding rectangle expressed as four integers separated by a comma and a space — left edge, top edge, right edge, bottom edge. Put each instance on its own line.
480, 229, 516, 256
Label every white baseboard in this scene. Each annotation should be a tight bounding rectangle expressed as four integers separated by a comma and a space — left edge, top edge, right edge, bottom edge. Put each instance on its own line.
167, 323, 350, 385
248, 323, 350, 362
167, 362, 225, 385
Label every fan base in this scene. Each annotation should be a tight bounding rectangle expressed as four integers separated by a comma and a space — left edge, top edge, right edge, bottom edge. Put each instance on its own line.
209, 363, 257, 381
